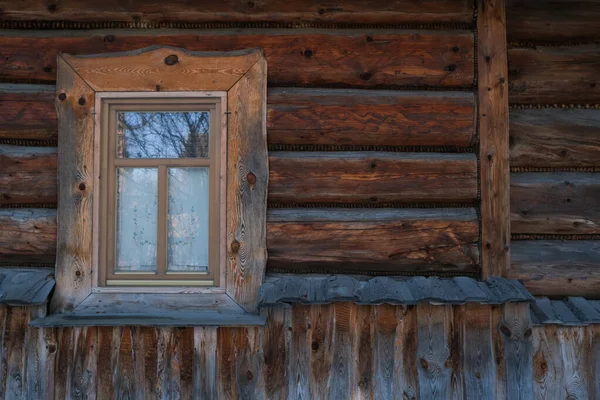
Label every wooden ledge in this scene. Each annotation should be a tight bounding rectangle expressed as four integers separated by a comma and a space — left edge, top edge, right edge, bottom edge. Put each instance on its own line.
0, 267, 55, 305
30, 293, 266, 327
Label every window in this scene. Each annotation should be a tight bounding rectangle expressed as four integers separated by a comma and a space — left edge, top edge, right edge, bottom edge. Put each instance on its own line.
98, 97, 224, 287
36, 46, 268, 327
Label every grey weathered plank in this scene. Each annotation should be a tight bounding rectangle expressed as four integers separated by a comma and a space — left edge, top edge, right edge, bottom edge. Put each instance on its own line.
500, 303, 534, 400
557, 327, 590, 399
532, 325, 564, 400
193, 327, 218, 399
288, 305, 311, 400
328, 303, 352, 399
0, 268, 54, 305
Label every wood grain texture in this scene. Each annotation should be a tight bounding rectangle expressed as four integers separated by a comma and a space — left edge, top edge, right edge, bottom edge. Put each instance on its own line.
269, 152, 478, 204
478, 0, 510, 278
267, 88, 476, 147
0, 208, 56, 264
0, 30, 475, 87
50, 56, 94, 313
0, 0, 475, 23
0, 145, 56, 205
506, 0, 600, 43
508, 45, 600, 104
226, 56, 268, 313
510, 240, 600, 298
193, 327, 218, 400
510, 109, 600, 168
511, 172, 600, 234
0, 85, 56, 141
267, 208, 480, 274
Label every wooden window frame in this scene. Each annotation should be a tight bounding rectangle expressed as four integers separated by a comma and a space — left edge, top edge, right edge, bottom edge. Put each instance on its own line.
97, 96, 224, 288
41, 46, 268, 326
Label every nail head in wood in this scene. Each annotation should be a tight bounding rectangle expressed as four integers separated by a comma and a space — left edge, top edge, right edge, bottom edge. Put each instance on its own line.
247, 172, 256, 185
164, 54, 179, 66
58, 93, 67, 101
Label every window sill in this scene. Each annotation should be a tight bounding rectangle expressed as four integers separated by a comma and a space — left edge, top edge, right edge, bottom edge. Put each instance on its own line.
30, 293, 266, 327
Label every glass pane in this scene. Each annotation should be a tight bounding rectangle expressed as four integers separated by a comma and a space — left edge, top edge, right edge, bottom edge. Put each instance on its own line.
117, 111, 210, 158
116, 168, 158, 272
167, 168, 209, 272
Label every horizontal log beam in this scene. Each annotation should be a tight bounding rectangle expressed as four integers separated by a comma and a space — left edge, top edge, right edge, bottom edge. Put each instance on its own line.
2, 208, 479, 274
2, 147, 478, 205
269, 152, 478, 204
267, 208, 480, 274
510, 240, 600, 298
506, 0, 600, 43
0, 30, 474, 87
268, 88, 476, 147
511, 172, 600, 235
510, 109, 600, 168
0, 85, 477, 147
508, 45, 600, 104
0, 0, 475, 24
0, 208, 56, 264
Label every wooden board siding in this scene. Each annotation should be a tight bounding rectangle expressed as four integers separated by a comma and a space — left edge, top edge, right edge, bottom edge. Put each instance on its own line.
0, 0, 476, 24
506, 0, 600, 43
267, 208, 479, 274
511, 173, 600, 235
510, 240, 600, 298
0, 85, 56, 141
0, 146, 56, 205
269, 152, 478, 204
510, 109, 600, 168
0, 30, 475, 87
15, 303, 600, 399
508, 45, 600, 105
0, 208, 56, 264
267, 89, 476, 148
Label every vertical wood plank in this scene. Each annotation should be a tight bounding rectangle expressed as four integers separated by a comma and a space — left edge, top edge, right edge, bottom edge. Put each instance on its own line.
459, 304, 495, 400
24, 306, 56, 400
309, 304, 334, 400
226, 55, 268, 313
373, 305, 395, 399
131, 326, 147, 400
395, 306, 419, 400
288, 305, 311, 400
478, 0, 510, 278
0, 306, 8, 399
70, 327, 97, 399
351, 305, 372, 400
116, 327, 136, 399
328, 303, 352, 399
499, 303, 533, 400
532, 326, 563, 400
142, 328, 159, 399
179, 328, 194, 400
4, 307, 27, 400
193, 327, 217, 400
95, 327, 114, 400
557, 327, 590, 399
449, 305, 463, 400
591, 325, 600, 400
262, 308, 289, 400
417, 304, 453, 400
51, 56, 95, 312
53, 327, 74, 400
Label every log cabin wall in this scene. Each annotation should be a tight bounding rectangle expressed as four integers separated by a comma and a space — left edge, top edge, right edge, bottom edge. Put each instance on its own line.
505, 0, 600, 297
0, 1, 599, 399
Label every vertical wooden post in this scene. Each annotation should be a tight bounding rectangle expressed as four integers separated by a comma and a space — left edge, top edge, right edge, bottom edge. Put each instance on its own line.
478, 0, 510, 278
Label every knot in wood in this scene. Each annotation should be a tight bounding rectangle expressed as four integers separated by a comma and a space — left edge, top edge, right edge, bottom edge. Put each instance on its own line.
78, 183, 86, 191
231, 240, 240, 254
246, 370, 253, 381
419, 358, 429, 370
311, 341, 319, 351
104, 34, 115, 43
78, 97, 86, 106
247, 172, 257, 185
303, 49, 313, 59
359, 72, 372, 81
164, 54, 179, 66
58, 93, 67, 101
499, 324, 512, 337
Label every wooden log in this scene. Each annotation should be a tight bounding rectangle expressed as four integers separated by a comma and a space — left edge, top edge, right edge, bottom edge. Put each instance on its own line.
269, 152, 478, 204
0, 146, 57, 205
506, 0, 600, 43
0, 0, 475, 24
267, 208, 480, 274
510, 240, 600, 298
478, 0, 510, 278
510, 109, 600, 168
511, 173, 600, 234
0, 208, 56, 264
268, 88, 476, 147
0, 30, 474, 87
508, 45, 600, 104
0, 85, 56, 141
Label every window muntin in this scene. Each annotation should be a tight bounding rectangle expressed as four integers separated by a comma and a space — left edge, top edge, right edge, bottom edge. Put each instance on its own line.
98, 98, 221, 287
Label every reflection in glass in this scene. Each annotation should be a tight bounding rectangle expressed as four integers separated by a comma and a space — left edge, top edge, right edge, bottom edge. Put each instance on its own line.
167, 168, 209, 272
117, 111, 210, 158
116, 168, 158, 272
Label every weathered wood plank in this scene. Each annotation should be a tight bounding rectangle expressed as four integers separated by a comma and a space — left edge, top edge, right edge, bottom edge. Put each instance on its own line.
372, 305, 394, 399
0, 0, 475, 23
288, 305, 311, 399
478, 0, 510, 278
261, 307, 289, 399
95, 327, 114, 400
556, 327, 590, 399
0, 145, 56, 205
269, 152, 478, 204
267, 208, 480, 274
69, 327, 97, 398
268, 89, 476, 147
510, 109, 600, 168
0, 85, 56, 141
416, 304, 453, 399
0, 208, 56, 264
508, 45, 600, 104
351, 304, 372, 399
309, 304, 334, 399
510, 240, 600, 298
3, 307, 27, 400
506, 0, 600, 43
511, 173, 600, 234
193, 327, 218, 400
0, 30, 474, 87
24, 306, 55, 400
499, 302, 533, 400
532, 326, 563, 400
